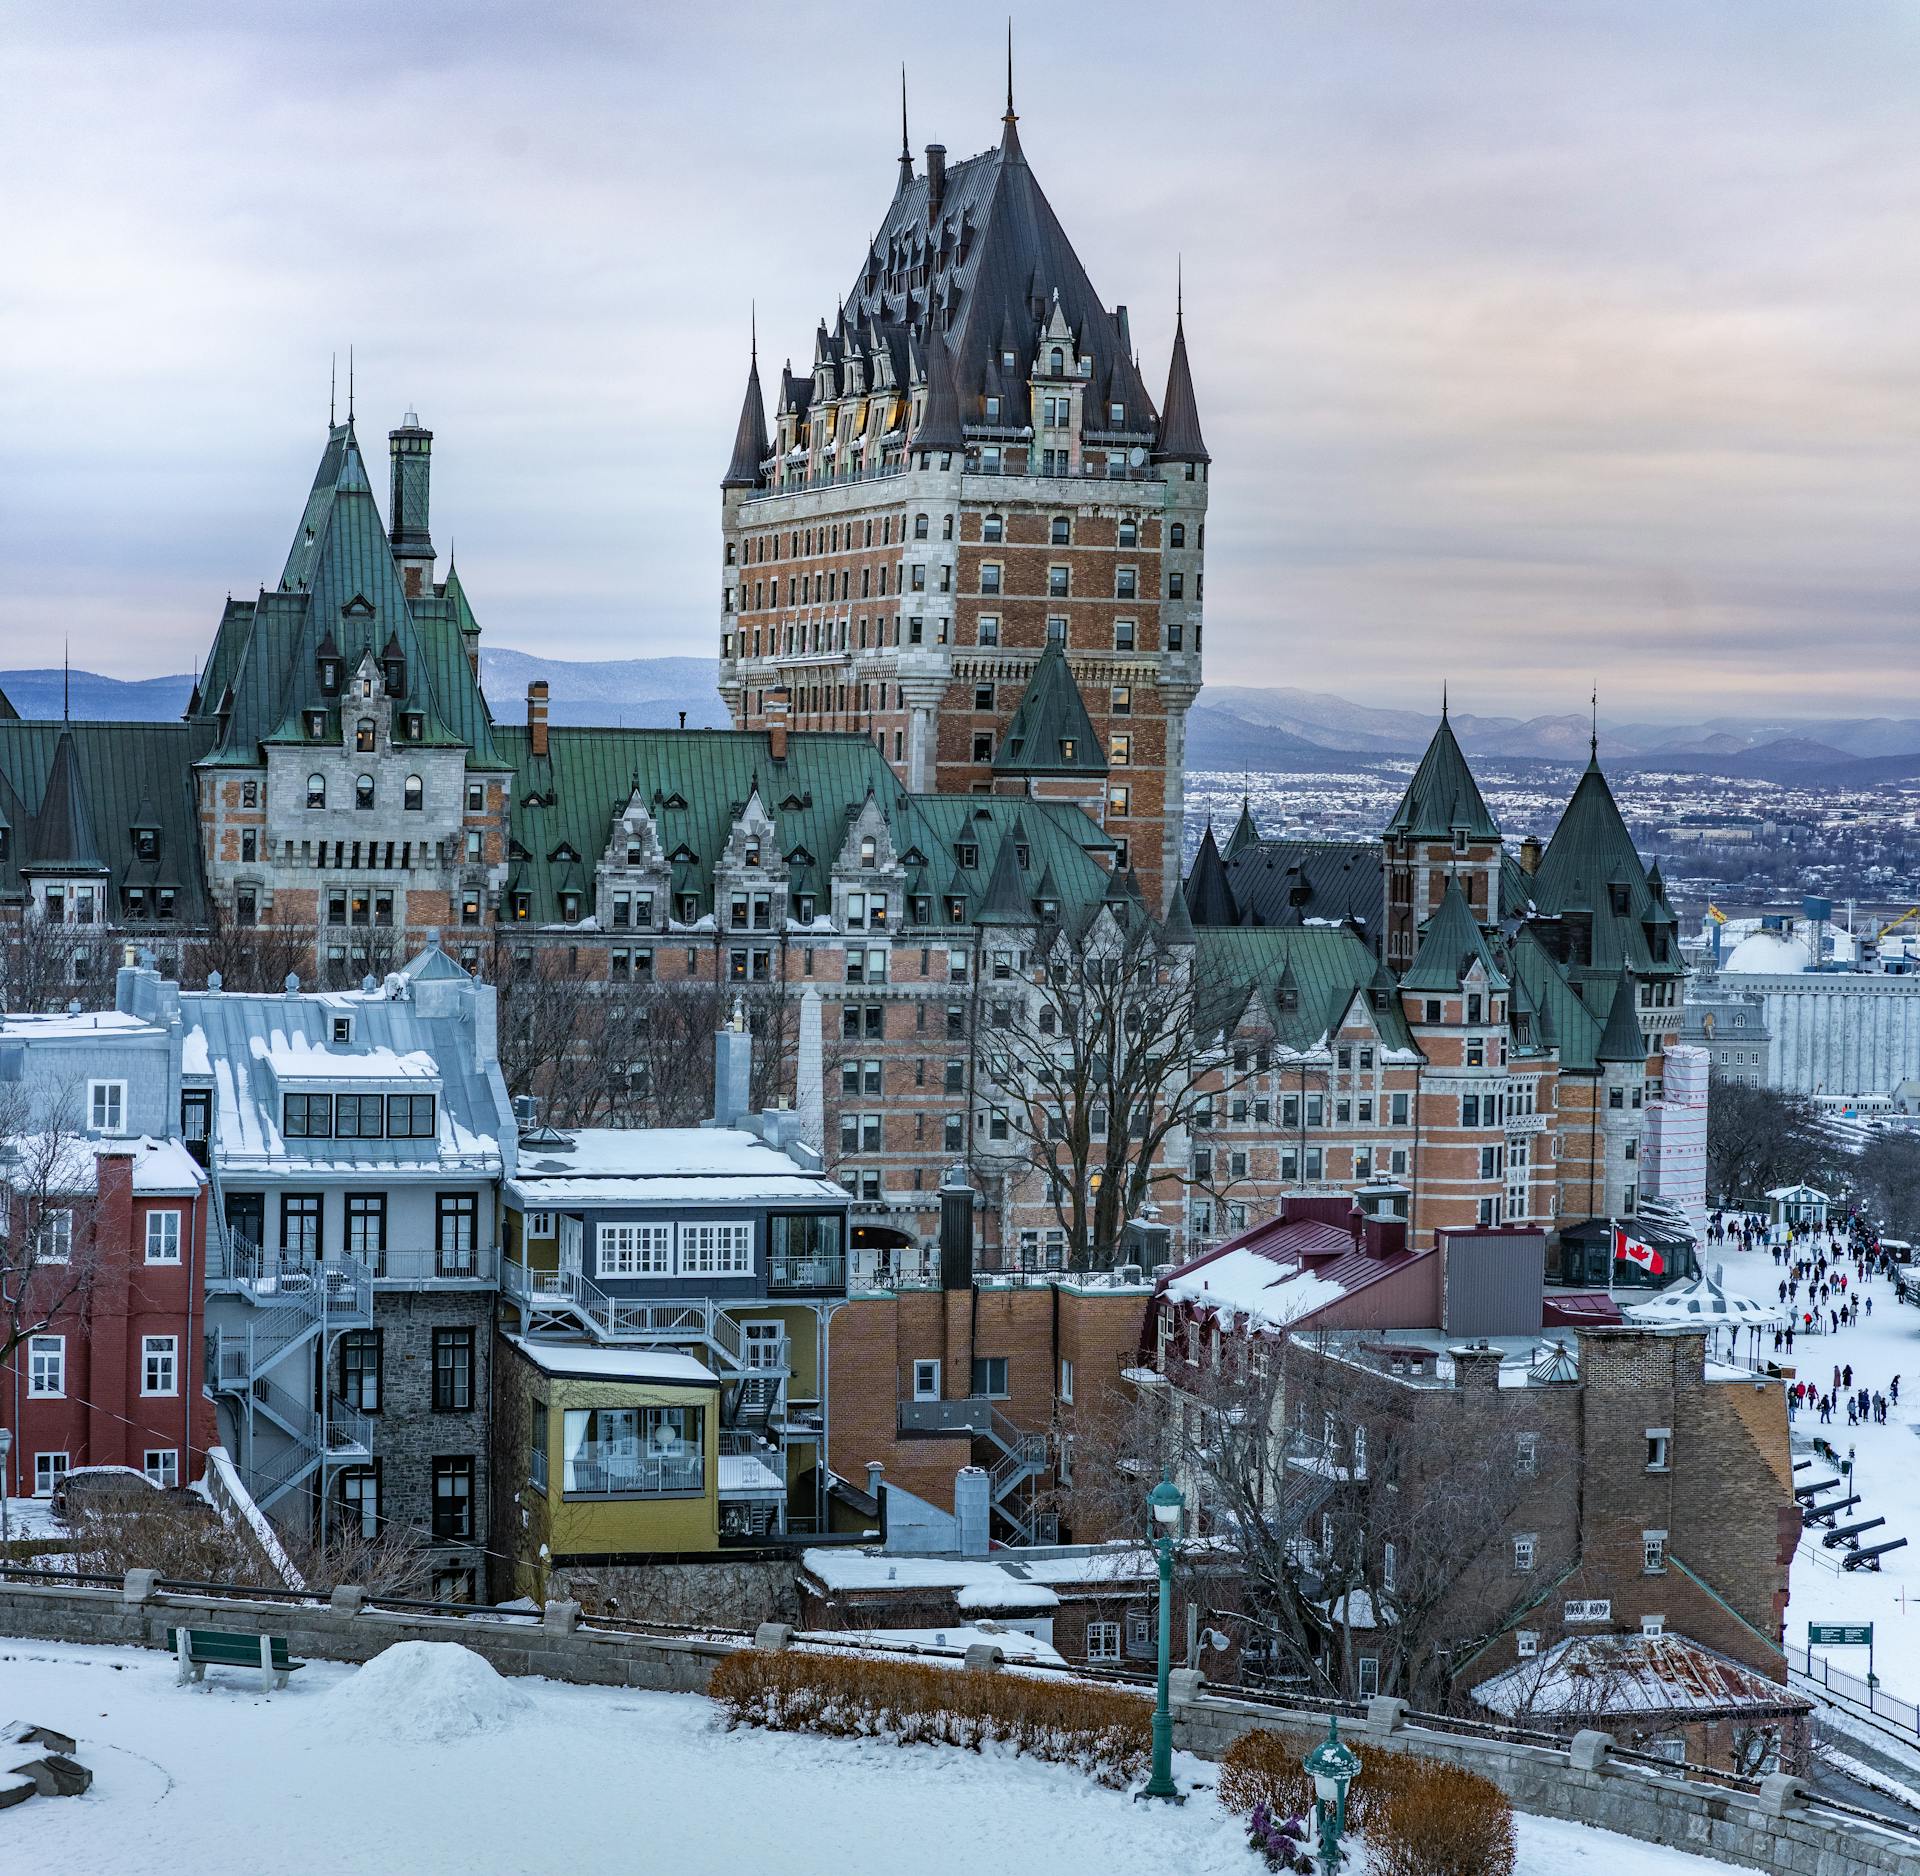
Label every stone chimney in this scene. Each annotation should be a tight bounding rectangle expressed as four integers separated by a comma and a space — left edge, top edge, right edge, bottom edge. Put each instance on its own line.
925, 144, 947, 221
527, 680, 550, 759
1519, 834, 1543, 875
938, 1165, 974, 1290
388, 411, 435, 596
1450, 1342, 1504, 1391
765, 688, 790, 762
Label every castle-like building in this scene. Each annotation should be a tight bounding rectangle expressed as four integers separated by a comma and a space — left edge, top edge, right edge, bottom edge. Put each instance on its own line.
0, 87, 1689, 1281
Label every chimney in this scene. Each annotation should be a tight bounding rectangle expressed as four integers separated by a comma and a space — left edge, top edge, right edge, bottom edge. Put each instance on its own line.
527, 680, 549, 759
938, 1165, 974, 1290
1450, 1342, 1504, 1391
1519, 835, 1542, 875
953, 1466, 990, 1557
388, 411, 435, 597
925, 144, 946, 221
765, 688, 790, 762
712, 1001, 752, 1128
866, 1460, 885, 1506
796, 985, 824, 1155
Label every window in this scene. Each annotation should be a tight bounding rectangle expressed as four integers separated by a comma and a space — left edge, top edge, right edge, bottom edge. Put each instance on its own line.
679, 1221, 754, 1276
1060, 1358, 1074, 1403
144, 1209, 182, 1264
971, 1356, 1009, 1399
403, 774, 423, 812
345, 1193, 386, 1258
1515, 1432, 1538, 1475
1643, 1531, 1667, 1574
1086, 1622, 1121, 1663
144, 1448, 180, 1489
284, 1092, 333, 1139
1109, 732, 1132, 766
1513, 1533, 1536, 1572
982, 513, 1003, 543
436, 1194, 478, 1274
354, 773, 375, 810
307, 773, 326, 810
329, 1093, 381, 1138
1115, 567, 1137, 599
913, 1358, 942, 1401
339, 1465, 380, 1539
142, 1334, 179, 1396
33, 1452, 69, 1497
1515, 1631, 1539, 1660
561, 1405, 704, 1496
432, 1457, 475, 1540
980, 563, 1001, 594
599, 1221, 672, 1277
27, 1335, 64, 1397
340, 1330, 383, 1412
1113, 619, 1135, 651
1356, 1656, 1380, 1699
282, 1193, 322, 1257
387, 1094, 436, 1138
1050, 514, 1071, 546
1381, 1542, 1397, 1594
1645, 1428, 1671, 1472
89, 1079, 126, 1134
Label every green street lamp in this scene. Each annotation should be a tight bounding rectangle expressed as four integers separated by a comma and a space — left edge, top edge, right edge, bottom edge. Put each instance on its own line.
1140, 1472, 1186, 1803
1303, 1714, 1362, 1872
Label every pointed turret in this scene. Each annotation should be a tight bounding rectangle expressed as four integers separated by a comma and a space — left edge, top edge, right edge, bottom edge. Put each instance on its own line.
1225, 795, 1260, 859
1596, 968, 1646, 1064
992, 645, 1105, 775
722, 331, 771, 489
911, 320, 966, 454
1183, 825, 1239, 927
1153, 271, 1210, 465
24, 730, 105, 873
999, 21, 1023, 164
1402, 876, 1508, 993
1383, 709, 1500, 843
1159, 888, 1197, 948
975, 833, 1031, 925
896, 67, 914, 194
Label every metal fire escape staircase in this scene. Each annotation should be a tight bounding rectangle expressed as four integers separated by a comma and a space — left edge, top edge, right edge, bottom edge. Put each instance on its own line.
204, 1213, 375, 1513
895, 1397, 1051, 1544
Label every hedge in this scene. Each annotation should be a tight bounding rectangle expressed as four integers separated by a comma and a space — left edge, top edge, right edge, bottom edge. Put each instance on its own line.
710, 1648, 1153, 1789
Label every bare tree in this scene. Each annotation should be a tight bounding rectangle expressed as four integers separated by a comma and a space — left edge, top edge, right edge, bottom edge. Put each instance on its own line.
1707, 1077, 1841, 1206
182, 911, 317, 993
0, 1088, 99, 1383
0, 916, 97, 1014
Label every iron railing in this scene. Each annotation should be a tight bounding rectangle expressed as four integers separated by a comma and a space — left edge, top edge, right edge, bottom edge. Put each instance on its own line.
502, 1261, 752, 1368
374, 1245, 499, 1284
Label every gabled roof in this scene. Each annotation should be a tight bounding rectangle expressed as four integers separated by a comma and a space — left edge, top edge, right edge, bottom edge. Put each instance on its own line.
1383, 711, 1500, 843
23, 730, 106, 873
1595, 967, 1646, 1064
1506, 926, 1603, 1073
992, 646, 1105, 775
1183, 824, 1239, 926
1402, 876, 1507, 993
1192, 926, 1418, 1057
722, 347, 772, 489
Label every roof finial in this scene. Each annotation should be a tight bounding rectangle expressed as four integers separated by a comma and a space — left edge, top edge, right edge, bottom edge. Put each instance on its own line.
1441, 680, 1449, 721
1005, 17, 1015, 122
901, 62, 910, 159
750, 300, 757, 367
1591, 685, 1599, 761
330, 353, 337, 428
347, 345, 355, 423
1177, 253, 1183, 322
63, 638, 71, 722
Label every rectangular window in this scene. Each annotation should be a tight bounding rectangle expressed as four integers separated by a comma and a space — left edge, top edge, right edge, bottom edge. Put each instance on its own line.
432, 1457, 475, 1540
340, 1329, 382, 1412
1515, 1432, 1538, 1475
28, 1334, 64, 1397
1513, 1534, 1536, 1571
144, 1208, 182, 1263
142, 1334, 179, 1396
338, 1464, 380, 1540
1060, 1358, 1074, 1403
333, 1093, 385, 1139
89, 1079, 126, 1134
677, 1221, 754, 1276
346, 1194, 386, 1258
971, 1356, 1009, 1399
281, 1092, 329, 1139
1086, 1621, 1121, 1663
33, 1452, 69, 1497
435, 1193, 478, 1274
1643, 1532, 1667, 1574
281, 1192, 322, 1258
598, 1222, 673, 1277
912, 1358, 942, 1401
143, 1448, 180, 1489
561, 1405, 704, 1496
1645, 1429, 1671, 1472
386, 1094, 436, 1138
433, 1328, 476, 1412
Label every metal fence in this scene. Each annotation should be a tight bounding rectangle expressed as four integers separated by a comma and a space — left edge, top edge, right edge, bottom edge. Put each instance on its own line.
1794, 1648, 1920, 1736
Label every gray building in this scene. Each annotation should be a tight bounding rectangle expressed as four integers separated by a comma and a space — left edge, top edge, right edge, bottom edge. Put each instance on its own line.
151, 942, 516, 1598
1679, 984, 1771, 1087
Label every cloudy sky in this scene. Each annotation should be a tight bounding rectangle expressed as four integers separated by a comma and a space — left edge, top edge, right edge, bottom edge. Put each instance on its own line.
4, 1, 1919, 719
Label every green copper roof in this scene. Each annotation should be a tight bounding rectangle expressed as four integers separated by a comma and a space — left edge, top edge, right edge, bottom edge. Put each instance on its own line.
1383, 712, 1501, 842
1224, 797, 1261, 859
22, 730, 106, 873
1401, 875, 1508, 992
1595, 967, 1647, 1064
992, 646, 1107, 776
1193, 925, 1418, 1057
1506, 926, 1603, 1073
974, 828, 1032, 924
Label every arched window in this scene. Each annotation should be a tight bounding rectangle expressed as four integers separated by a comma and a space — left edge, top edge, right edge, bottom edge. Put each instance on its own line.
942, 514, 954, 540
306, 773, 326, 810
1170, 522, 1186, 548
355, 774, 375, 811
1050, 346, 1064, 375
982, 513, 1004, 543
859, 836, 877, 867
355, 718, 376, 753
1050, 515, 1071, 546
913, 513, 929, 541
403, 774, 423, 812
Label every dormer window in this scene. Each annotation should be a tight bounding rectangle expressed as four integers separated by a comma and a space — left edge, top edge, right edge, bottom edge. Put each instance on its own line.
358, 675, 375, 700
1002, 349, 1015, 369
356, 718, 376, 754
383, 658, 405, 696
132, 827, 159, 861
1049, 345, 1064, 375
984, 395, 1001, 422
859, 836, 877, 867
402, 712, 424, 741
956, 841, 978, 869
319, 660, 339, 692
1109, 401, 1125, 425
306, 711, 327, 739
744, 839, 762, 867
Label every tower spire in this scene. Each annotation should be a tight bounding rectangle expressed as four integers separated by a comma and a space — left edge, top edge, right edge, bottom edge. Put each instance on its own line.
62, 638, 69, 722
1590, 686, 1599, 761
1000, 19, 1022, 157
1177, 253, 1183, 321
330, 353, 337, 427
1442, 680, 1449, 720
347, 345, 355, 423
898, 65, 913, 192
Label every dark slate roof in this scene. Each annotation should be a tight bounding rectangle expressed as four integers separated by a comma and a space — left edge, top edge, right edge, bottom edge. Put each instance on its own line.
1402, 876, 1508, 993
189, 421, 504, 771
1159, 887, 1196, 947
1383, 712, 1501, 843
1529, 754, 1682, 981
1153, 310, 1209, 464
911, 319, 967, 452
992, 646, 1105, 775
1596, 967, 1647, 1064
1506, 926, 1603, 1073
23, 730, 106, 872
1192, 926, 1418, 1057
722, 350, 772, 489
1224, 797, 1260, 859
974, 828, 1032, 924
0, 685, 18, 722
0, 719, 214, 919
1222, 838, 1381, 936
1183, 824, 1239, 926
841, 122, 1161, 443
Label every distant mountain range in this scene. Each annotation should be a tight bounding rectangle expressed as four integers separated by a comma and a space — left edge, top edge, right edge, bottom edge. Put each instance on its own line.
9, 657, 1918, 785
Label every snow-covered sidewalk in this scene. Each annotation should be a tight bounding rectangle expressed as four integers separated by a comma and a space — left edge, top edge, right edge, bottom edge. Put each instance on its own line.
0, 1639, 1759, 1875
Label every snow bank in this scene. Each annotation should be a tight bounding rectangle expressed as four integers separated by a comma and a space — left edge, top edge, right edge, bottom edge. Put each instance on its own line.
309, 1642, 532, 1743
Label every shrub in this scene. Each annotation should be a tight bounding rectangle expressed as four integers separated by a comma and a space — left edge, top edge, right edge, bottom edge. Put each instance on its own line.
709, 1648, 1152, 1788
1371, 1759, 1516, 1876
1247, 1799, 1315, 1872
1219, 1725, 1418, 1834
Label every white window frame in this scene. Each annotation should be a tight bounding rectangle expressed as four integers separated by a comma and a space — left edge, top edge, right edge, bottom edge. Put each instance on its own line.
676, 1220, 754, 1277
1515, 1630, 1539, 1659
1356, 1655, 1380, 1699
1513, 1533, 1537, 1572
28, 1334, 64, 1397
912, 1358, 941, 1401
1086, 1620, 1121, 1663
142, 1334, 179, 1397
88, 1078, 127, 1135
1059, 1358, 1074, 1404
33, 1451, 69, 1497
144, 1448, 180, 1489
145, 1208, 183, 1264
1643, 1530, 1667, 1574
597, 1221, 672, 1278
525, 1210, 555, 1239
35, 1209, 72, 1264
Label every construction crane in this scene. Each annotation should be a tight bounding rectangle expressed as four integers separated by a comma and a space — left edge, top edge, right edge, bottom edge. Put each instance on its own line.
1877, 907, 1920, 943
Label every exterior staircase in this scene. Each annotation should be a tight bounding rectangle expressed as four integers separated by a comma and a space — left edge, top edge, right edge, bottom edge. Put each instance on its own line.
896, 1395, 1050, 1543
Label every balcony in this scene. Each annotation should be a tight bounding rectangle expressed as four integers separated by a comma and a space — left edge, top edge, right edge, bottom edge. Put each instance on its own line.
374, 1245, 501, 1287
767, 1252, 846, 1292
563, 1449, 705, 1499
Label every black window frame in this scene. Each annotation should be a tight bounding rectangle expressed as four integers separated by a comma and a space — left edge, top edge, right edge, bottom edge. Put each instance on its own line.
283, 1092, 334, 1139
280, 1192, 324, 1258
388, 1093, 436, 1138
345, 1193, 387, 1259
432, 1328, 476, 1413
431, 1456, 475, 1541
339, 1329, 383, 1413
334, 1093, 385, 1138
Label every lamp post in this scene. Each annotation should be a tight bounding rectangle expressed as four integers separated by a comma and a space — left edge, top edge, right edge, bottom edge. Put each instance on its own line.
1303, 1714, 1362, 1872
0, 1426, 11, 1554
1141, 1472, 1186, 1802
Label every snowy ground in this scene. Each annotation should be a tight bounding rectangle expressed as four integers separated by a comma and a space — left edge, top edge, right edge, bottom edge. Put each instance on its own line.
0, 1639, 1759, 1876
1712, 1233, 1920, 1697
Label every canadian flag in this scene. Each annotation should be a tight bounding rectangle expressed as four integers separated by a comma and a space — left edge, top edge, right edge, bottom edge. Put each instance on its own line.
1614, 1226, 1665, 1276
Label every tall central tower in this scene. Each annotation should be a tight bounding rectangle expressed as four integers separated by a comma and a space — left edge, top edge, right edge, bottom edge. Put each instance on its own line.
716, 81, 1208, 911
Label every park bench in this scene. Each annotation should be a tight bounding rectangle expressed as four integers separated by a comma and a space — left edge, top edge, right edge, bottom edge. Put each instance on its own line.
166, 1627, 304, 1692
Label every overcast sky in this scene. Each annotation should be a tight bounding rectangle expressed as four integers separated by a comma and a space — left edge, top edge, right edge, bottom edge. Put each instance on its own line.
4, 1, 1919, 721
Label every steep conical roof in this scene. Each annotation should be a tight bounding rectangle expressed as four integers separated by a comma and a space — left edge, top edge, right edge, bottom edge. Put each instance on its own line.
24, 729, 106, 872
0, 684, 19, 722
912, 319, 967, 453
1596, 968, 1647, 1064
975, 832, 1031, 924
1402, 875, 1508, 992
1153, 304, 1209, 465
1225, 796, 1260, 859
1183, 824, 1239, 927
1159, 888, 1197, 947
992, 645, 1105, 775
1530, 753, 1678, 978
722, 345, 771, 489
1383, 710, 1501, 843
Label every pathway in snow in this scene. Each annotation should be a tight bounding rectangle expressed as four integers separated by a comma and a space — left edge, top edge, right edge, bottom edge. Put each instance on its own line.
0, 1640, 1759, 1876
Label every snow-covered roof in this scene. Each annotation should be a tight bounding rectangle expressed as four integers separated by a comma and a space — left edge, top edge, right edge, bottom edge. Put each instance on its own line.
1723, 932, 1812, 976
800, 1549, 1060, 1609
718, 1453, 786, 1496
809, 1625, 1064, 1663
0, 1009, 161, 1041
127, 1136, 208, 1195
504, 1337, 717, 1386
253, 1035, 440, 1083
1620, 1269, 1785, 1330
507, 1126, 844, 1207
4, 1132, 206, 1198
1471, 1632, 1811, 1721
1164, 1245, 1347, 1332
